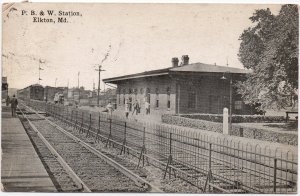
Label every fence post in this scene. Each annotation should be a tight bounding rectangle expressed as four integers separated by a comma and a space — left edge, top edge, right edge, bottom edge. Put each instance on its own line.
204, 143, 213, 192
80, 112, 84, 133
239, 128, 244, 137
61, 106, 64, 122
120, 122, 127, 155
169, 132, 172, 155
137, 127, 149, 168
105, 119, 112, 147
70, 110, 73, 127
164, 133, 175, 179
273, 158, 277, 193
95, 115, 101, 143
74, 110, 78, 130
142, 127, 146, 166
209, 143, 212, 171
45, 104, 48, 116
86, 113, 91, 138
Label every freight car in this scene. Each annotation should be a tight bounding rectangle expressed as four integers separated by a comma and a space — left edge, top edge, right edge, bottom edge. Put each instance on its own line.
17, 84, 44, 101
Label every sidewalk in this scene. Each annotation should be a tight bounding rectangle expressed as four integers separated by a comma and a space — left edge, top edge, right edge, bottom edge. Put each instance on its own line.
1, 106, 56, 192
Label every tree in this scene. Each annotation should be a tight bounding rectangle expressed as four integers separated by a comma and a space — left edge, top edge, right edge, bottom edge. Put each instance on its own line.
237, 5, 298, 110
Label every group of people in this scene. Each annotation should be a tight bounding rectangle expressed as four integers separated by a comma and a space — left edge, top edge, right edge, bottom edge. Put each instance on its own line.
6, 95, 18, 117
124, 99, 150, 119
103, 98, 152, 120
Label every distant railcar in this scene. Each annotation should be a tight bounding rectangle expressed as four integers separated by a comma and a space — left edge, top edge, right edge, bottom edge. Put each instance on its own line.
17, 84, 44, 101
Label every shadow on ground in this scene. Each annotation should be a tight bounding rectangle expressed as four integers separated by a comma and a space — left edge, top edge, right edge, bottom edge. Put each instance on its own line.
263, 121, 298, 132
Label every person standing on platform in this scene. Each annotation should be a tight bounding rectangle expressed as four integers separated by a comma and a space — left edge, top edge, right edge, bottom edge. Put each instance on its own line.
132, 100, 139, 116
106, 101, 114, 118
10, 95, 18, 117
6, 95, 10, 106
125, 100, 130, 119
145, 100, 150, 115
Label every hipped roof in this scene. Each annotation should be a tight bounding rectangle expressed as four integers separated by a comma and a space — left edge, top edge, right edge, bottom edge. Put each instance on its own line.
103, 62, 251, 83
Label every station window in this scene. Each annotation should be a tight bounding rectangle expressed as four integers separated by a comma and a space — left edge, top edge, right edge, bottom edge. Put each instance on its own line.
188, 87, 196, 108
134, 88, 138, 99
146, 88, 151, 103
155, 88, 159, 108
118, 89, 121, 105
167, 87, 171, 109
123, 89, 126, 104
235, 101, 243, 110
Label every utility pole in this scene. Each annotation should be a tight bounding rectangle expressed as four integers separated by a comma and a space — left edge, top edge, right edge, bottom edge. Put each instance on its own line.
229, 74, 232, 131
55, 78, 57, 87
38, 63, 43, 84
78, 72, 80, 104
67, 79, 69, 101
95, 65, 106, 107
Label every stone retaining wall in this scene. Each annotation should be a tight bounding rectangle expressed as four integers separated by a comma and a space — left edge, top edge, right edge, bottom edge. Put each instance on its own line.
180, 113, 286, 123
162, 114, 297, 146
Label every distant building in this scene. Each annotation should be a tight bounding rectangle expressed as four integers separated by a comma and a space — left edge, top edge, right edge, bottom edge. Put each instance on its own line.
44, 86, 66, 102
2, 77, 8, 99
67, 87, 92, 102
104, 55, 254, 116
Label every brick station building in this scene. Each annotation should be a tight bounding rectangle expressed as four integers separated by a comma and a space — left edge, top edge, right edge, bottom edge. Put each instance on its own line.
103, 55, 253, 116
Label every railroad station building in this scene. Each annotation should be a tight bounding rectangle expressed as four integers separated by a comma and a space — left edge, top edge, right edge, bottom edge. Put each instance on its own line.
103, 55, 253, 116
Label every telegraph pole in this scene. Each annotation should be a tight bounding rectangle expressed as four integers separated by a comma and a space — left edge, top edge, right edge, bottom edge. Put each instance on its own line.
78, 72, 80, 104
67, 79, 69, 101
55, 78, 57, 87
38, 63, 43, 84
95, 65, 106, 107
229, 74, 232, 131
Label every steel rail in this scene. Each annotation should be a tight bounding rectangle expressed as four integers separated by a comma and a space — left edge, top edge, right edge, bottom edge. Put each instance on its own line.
17, 106, 91, 192
22, 103, 163, 193
29, 103, 233, 193
51, 107, 264, 193
48, 108, 235, 193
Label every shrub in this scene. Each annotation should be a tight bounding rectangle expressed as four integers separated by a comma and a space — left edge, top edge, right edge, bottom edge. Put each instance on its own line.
179, 113, 285, 123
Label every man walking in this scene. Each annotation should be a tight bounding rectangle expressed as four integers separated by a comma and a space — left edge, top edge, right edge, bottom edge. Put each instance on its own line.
6, 95, 10, 106
10, 95, 18, 117
145, 100, 150, 115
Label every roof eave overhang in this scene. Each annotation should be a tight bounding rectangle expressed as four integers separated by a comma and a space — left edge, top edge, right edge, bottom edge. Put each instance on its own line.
103, 72, 169, 84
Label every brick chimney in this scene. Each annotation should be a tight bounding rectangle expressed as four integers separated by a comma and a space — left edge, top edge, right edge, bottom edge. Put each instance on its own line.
181, 55, 189, 65
171, 57, 179, 67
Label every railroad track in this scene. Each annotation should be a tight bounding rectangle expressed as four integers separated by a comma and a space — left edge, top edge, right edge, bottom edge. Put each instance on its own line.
22, 102, 297, 193
48, 109, 248, 193
18, 104, 162, 193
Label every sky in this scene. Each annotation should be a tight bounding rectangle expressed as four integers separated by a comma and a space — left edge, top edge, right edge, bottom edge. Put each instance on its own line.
2, 3, 282, 90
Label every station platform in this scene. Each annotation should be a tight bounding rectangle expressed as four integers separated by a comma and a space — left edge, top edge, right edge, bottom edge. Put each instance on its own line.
1, 106, 57, 192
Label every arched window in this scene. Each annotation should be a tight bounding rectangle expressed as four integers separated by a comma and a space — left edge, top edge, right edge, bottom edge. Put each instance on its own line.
146, 88, 151, 103
118, 88, 121, 105
123, 89, 126, 104
167, 87, 171, 109
155, 88, 159, 108
188, 87, 196, 108
134, 88, 138, 99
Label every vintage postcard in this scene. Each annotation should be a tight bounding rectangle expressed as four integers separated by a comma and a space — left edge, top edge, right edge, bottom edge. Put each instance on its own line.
1, 2, 298, 193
